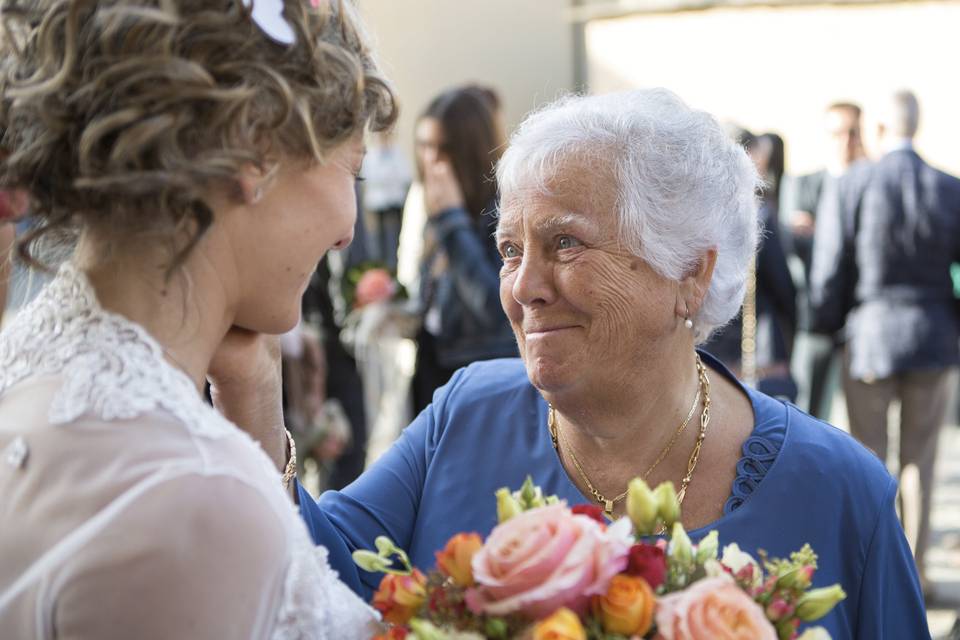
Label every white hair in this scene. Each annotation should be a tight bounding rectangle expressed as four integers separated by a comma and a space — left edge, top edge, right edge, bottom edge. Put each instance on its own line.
878, 89, 920, 138
496, 88, 761, 343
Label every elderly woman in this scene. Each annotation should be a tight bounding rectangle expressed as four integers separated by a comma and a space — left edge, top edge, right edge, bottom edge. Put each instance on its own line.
244, 90, 925, 638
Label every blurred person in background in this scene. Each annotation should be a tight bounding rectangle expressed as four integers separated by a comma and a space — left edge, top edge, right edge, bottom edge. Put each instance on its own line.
755, 133, 786, 226
786, 102, 867, 419
810, 89, 960, 593
396, 84, 503, 302
411, 86, 516, 413
361, 129, 411, 270
703, 129, 797, 401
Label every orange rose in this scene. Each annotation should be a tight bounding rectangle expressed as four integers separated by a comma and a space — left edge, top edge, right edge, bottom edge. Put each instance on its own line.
435, 532, 483, 587
372, 570, 427, 625
591, 574, 655, 636
531, 607, 587, 640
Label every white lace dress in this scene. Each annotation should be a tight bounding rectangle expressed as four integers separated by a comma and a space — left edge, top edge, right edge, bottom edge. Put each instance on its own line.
0, 264, 381, 639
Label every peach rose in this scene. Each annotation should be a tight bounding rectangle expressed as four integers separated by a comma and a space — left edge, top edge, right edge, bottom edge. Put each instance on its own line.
436, 532, 484, 587
654, 575, 776, 640
466, 504, 632, 619
591, 574, 655, 636
531, 607, 587, 640
372, 570, 427, 625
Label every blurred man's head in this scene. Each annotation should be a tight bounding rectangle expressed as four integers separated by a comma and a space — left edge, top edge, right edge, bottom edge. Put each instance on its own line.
824, 102, 864, 173
876, 89, 920, 143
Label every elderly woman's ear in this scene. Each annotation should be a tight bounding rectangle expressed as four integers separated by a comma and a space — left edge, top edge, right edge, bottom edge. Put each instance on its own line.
674, 248, 718, 322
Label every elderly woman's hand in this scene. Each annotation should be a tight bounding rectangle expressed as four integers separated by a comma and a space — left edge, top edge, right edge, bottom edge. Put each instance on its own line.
423, 157, 465, 217
208, 327, 287, 471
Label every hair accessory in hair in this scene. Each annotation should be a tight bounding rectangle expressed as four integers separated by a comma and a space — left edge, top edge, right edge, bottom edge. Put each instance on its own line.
242, 0, 296, 45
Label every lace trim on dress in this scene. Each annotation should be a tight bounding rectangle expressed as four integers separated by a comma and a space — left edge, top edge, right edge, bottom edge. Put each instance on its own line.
276, 532, 383, 640
723, 410, 786, 514
0, 263, 227, 438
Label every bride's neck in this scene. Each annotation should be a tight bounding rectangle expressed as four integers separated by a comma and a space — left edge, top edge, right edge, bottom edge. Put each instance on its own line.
74, 233, 236, 391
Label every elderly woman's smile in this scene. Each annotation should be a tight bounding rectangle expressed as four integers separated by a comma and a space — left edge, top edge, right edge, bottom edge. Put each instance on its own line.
497, 190, 682, 396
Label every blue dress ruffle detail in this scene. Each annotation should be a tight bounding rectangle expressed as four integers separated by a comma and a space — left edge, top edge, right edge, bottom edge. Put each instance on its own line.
722, 407, 786, 514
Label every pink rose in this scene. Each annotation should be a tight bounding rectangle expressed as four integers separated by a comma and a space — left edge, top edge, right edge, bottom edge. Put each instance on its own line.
466, 504, 632, 619
355, 268, 396, 307
654, 575, 777, 640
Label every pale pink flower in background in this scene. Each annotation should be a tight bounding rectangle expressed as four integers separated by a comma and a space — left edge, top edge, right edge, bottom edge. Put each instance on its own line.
466, 504, 632, 619
654, 574, 776, 640
355, 268, 396, 307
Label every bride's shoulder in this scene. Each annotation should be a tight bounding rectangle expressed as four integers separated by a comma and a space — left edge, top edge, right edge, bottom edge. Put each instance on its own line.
47, 471, 295, 638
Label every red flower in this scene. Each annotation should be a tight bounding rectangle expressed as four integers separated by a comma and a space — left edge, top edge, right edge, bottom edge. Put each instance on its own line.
571, 504, 606, 526
624, 543, 667, 590
372, 627, 408, 640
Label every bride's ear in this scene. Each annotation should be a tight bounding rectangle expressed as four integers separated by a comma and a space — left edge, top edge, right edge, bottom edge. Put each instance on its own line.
237, 163, 271, 206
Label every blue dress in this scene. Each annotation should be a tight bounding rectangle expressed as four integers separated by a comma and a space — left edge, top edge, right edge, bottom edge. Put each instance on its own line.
299, 353, 928, 639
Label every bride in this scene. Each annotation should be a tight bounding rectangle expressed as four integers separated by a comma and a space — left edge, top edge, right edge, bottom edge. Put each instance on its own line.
0, 1, 394, 637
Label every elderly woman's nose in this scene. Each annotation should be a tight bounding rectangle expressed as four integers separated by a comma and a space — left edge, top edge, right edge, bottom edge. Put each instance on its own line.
511, 253, 556, 306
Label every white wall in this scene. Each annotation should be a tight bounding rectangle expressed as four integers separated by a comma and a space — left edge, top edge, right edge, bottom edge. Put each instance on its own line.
585, 1, 960, 176
358, 0, 575, 158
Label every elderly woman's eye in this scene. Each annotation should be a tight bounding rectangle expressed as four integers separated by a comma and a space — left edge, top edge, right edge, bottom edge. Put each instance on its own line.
501, 243, 520, 259
557, 235, 582, 250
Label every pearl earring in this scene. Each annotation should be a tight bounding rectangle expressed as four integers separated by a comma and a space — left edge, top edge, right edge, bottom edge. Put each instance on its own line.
253, 187, 263, 203
684, 317, 694, 330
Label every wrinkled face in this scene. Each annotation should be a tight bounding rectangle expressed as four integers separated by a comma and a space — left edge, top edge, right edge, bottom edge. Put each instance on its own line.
497, 165, 681, 395
230, 136, 363, 334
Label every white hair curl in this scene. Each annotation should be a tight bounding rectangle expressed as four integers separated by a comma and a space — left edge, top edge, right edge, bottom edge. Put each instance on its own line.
496, 89, 761, 343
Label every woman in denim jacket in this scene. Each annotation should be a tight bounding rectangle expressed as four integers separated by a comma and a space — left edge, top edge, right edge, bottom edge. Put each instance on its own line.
412, 87, 517, 412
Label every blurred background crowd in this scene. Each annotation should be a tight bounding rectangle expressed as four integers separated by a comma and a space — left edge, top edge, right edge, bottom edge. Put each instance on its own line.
2, 0, 958, 636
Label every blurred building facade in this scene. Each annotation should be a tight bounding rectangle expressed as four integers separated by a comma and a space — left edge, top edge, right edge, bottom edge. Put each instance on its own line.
580, 0, 958, 175
361, 0, 958, 177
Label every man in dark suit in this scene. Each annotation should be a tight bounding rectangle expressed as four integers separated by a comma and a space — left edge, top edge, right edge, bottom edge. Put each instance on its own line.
786, 102, 866, 419
810, 90, 960, 589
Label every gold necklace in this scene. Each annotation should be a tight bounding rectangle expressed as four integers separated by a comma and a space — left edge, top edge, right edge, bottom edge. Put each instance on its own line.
549, 354, 711, 516
548, 385, 700, 505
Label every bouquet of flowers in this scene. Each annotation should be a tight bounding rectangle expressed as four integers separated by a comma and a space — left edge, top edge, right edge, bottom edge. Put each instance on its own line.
354, 477, 846, 640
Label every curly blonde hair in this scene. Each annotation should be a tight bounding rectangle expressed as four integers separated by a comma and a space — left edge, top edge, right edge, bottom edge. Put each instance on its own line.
0, 0, 397, 268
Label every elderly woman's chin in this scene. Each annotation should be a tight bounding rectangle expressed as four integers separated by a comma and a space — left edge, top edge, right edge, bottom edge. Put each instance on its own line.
517, 338, 583, 393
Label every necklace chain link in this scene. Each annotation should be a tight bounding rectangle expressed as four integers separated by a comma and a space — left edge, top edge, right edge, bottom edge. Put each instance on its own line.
548, 354, 712, 516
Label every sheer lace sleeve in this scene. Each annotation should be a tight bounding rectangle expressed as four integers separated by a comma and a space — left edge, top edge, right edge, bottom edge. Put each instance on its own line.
51, 474, 290, 640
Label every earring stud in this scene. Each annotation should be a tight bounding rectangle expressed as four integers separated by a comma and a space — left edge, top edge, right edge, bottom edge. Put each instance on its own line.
253, 187, 263, 203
